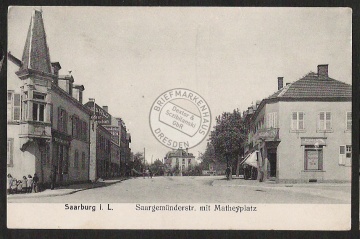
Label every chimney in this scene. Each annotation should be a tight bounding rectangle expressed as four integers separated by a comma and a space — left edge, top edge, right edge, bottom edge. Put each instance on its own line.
317, 64, 328, 77
277, 77, 284, 90
73, 85, 85, 103
51, 62, 61, 86
103, 106, 108, 112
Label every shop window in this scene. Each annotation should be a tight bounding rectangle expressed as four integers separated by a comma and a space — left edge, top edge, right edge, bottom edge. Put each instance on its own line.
346, 112, 351, 131
81, 152, 86, 169
304, 147, 323, 171
63, 146, 69, 174
291, 112, 305, 131
74, 150, 79, 168
7, 139, 14, 167
318, 112, 332, 132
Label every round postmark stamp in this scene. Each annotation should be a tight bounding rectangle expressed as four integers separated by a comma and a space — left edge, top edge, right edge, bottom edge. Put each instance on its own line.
149, 88, 211, 149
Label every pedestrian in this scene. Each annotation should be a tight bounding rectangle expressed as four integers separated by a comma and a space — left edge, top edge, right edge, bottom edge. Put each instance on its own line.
149, 168, 153, 178
7, 174, 13, 194
50, 167, 56, 190
11, 178, 18, 194
27, 174, 33, 193
226, 167, 230, 180
21, 176, 28, 193
33, 173, 39, 193
143, 169, 145, 179
146, 168, 150, 178
17, 180, 23, 193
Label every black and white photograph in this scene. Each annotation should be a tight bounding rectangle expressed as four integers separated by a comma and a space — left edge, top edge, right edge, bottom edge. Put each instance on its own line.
6, 6, 352, 230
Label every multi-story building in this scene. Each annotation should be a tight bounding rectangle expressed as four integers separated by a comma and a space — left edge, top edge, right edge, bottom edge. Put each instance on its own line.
164, 148, 196, 175
85, 103, 130, 179
243, 64, 351, 183
7, 10, 91, 185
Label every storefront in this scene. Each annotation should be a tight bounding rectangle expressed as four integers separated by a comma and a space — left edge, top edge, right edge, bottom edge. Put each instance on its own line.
52, 130, 71, 183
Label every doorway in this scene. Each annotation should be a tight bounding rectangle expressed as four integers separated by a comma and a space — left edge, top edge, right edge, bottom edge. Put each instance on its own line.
268, 152, 277, 177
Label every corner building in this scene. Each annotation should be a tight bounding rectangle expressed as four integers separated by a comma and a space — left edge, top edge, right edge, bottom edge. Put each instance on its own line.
244, 65, 351, 183
7, 10, 91, 185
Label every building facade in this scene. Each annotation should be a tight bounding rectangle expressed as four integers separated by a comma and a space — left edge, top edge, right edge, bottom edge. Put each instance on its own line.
243, 65, 351, 183
7, 10, 91, 185
164, 148, 196, 176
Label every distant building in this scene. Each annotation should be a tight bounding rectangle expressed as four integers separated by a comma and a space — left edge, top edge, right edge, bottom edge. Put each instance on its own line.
243, 64, 351, 183
7, 10, 91, 185
164, 148, 196, 176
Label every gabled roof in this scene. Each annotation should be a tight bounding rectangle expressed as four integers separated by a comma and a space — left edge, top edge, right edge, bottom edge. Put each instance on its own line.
166, 148, 195, 158
20, 10, 52, 74
267, 72, 351, 100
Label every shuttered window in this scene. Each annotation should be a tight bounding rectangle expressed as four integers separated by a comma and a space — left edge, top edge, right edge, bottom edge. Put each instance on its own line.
318, 112, 331, 131
7, 139, 14, 167
266, 112, 278, 128
291, 112, 305, 130
346, 112, 351, 131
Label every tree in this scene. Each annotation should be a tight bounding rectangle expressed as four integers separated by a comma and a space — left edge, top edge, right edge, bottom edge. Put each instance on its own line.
131, 152, 145, 175
149, 159, 165, 176
199, 142, 216, 171
209, 109, 247, 178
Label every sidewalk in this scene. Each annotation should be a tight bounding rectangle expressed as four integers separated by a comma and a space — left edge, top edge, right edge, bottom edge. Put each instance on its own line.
212, 177, 351, 202
7, 177, 128, 199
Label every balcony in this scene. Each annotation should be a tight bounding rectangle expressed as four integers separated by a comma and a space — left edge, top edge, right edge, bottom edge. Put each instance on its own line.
252, 128, 280, 143
19, 121, 51, 139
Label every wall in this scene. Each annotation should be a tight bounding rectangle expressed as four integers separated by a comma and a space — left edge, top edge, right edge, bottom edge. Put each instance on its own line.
52, 88, 90, 182
277, 101, 351, 182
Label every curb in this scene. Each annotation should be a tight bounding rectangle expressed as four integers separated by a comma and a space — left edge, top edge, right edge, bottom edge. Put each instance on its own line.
7, 178, 128, 200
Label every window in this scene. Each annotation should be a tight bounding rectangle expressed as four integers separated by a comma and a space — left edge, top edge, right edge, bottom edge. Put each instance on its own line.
7, 139, 14, 167
188, 159, 191, 164
33, 103, 45, 121
33, 93, 45, 100
72, 115, 79, 138
304, 147, 323, 171
58, 108, 68, 133
182, 158, 185, 163
318, 112, 331, 131
339, 145, 352, 166
266, 112, 278, 128
7, 92, 21, 122
74, 150, 79, 168
291, 112, 304, 131
81, 152, 86, 169
346, 112, 351, 131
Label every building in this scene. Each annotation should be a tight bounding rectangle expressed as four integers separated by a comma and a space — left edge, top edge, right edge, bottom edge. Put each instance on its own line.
242, 64, 351, 183
85, 102, 131, 179
164, 148, 196, 176
7, 10, 91, 185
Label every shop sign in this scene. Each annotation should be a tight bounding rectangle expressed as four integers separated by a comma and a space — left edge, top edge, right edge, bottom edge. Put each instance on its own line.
53, 137, 70, 146
253, 128, 279, 142
86, 103, 111, 125
301, 137, 326, 146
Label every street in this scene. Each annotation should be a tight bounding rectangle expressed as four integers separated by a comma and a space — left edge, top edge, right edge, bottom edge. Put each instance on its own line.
7, 176, 350, 204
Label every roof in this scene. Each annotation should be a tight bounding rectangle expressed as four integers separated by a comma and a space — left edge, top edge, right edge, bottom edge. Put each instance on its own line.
20, 10, 52, 74
166, 148, 195, 158
267, 72, 351, 99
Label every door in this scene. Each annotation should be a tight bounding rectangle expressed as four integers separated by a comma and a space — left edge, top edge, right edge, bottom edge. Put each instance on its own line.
268, 152, 277, 177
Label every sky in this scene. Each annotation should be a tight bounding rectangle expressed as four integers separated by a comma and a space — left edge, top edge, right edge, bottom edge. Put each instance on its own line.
7, 7, 352, 163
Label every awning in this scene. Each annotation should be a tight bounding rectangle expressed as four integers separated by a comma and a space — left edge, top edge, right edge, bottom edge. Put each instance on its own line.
241, 151, 259, 168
